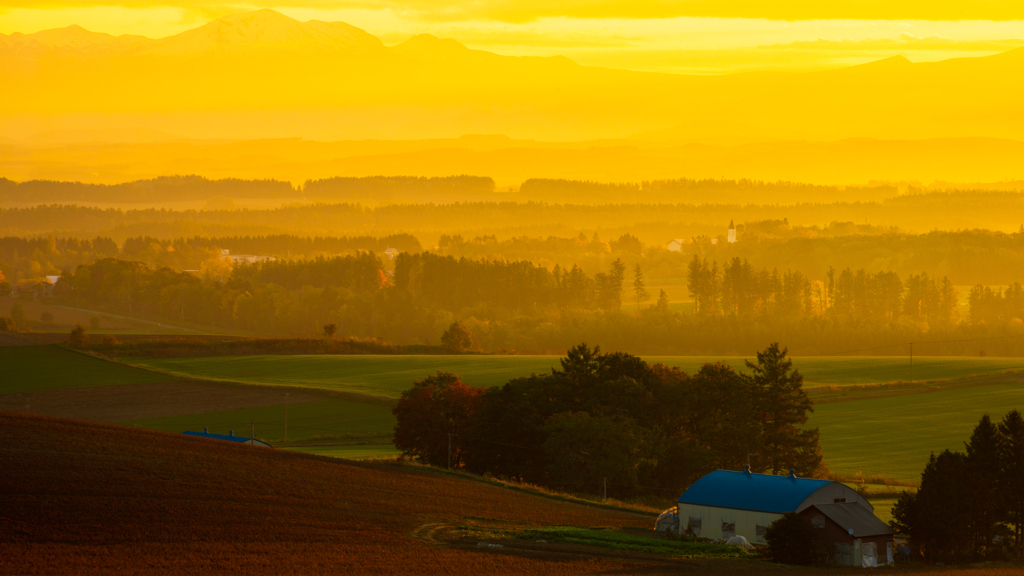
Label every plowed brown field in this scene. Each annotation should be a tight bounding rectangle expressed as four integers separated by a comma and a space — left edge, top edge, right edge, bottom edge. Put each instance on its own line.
0, 412, 1019, 575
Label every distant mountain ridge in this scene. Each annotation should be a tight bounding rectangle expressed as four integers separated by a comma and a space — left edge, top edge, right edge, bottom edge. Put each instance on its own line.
0, 9, 511, 61
2, 9, 1024, 142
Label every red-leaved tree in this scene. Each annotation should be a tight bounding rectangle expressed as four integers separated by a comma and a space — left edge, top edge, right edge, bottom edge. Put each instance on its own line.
393, 371, 483, 468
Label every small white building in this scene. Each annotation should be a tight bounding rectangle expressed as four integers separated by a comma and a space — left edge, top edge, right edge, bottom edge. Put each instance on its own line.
728, 220, 736, 243
667, 239, 685, 252
384, 247, 400, 260
221, 249, 275, 264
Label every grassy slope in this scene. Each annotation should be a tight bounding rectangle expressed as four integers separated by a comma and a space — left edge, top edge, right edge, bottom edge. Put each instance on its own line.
123, 398, 396, 445
287, 444, 403, 459
121, 353, 1024, 478
0, 345, 173, 394
125, 354, 1024, 398
811, 380, 1024, 480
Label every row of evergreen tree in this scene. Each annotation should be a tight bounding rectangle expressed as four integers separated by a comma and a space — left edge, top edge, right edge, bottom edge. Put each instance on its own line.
892, 411, 1024, 562
392, 343, 824, 498
687, 255, 962, 324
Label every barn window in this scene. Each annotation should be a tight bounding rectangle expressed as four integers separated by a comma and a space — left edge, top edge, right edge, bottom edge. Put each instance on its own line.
721, 522, 736, 538
811, 515, 826, 529
687, 517, 702, 535
755, 525, 769, 540
834, 497, 847, 503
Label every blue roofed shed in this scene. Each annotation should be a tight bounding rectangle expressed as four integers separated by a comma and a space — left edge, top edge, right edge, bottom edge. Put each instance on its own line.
679, 468, 832, 513
182, 428, 272, 448
675, 467, 893, 567
676, 467, 869, 544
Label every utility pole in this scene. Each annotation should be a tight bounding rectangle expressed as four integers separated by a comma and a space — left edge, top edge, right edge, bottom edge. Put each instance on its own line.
248, 421, 256, 445
447, 433, 457, 470
282, 392, 289, 442
603, 477, 607, 500
910, 342, 914, 384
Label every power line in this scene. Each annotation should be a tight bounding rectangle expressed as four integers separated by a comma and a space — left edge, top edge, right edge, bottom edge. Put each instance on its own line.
812, 330, 1024, 357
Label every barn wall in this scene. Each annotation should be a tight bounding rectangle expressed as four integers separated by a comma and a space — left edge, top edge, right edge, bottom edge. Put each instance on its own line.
797, 483, 871, 513
677, 504, 781, 544
799, 506, 894, 567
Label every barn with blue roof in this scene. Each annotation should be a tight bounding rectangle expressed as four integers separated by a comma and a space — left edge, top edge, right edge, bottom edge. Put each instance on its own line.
182, 428, 272, 448
677, 466, 893, 566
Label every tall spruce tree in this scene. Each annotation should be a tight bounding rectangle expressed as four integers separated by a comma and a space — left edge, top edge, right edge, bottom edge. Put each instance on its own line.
965, 414, 1003, 556
633, 263, 650, 310
915, 451, 974, 562
745, 342, 823, 476
999, 410, 1024, 558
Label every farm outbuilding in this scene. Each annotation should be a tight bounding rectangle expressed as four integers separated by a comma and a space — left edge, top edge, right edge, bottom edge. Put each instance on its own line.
183, 428, 272, 448
676, 467, 892, 567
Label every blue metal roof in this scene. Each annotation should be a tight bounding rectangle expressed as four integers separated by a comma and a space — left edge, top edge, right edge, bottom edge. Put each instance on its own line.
182, 429, 270, 447
678, 469, 833, 513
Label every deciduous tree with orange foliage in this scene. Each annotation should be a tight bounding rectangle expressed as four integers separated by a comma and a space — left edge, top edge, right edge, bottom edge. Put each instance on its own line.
393, 371, 484, 468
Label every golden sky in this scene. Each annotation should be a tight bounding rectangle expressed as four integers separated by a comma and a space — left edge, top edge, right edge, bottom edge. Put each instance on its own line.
2, 2, 1023, 73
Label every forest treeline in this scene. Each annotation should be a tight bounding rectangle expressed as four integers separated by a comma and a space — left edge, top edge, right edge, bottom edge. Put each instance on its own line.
5, 193, 1024, 252
0, 175, 496, 204
303, 175, 496, 203
13, 250, 1024, 356
3, 175, 898, 205
9, 226, 1024, 287
0, 234, 419, 283
0, 175, 297, 203
519, 178, 897, 204
392, 343, 824, 498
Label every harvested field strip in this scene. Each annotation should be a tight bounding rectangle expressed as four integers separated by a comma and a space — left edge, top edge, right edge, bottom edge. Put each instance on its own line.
125, 354, 1024, 399
504, 527, 748, 558
0, 412, 680, 575
2, 413, 1019, 575
124, 397, 396, 444
0, 381, 326, 423
0, 345, 173, 395
811, 379, 1024, 481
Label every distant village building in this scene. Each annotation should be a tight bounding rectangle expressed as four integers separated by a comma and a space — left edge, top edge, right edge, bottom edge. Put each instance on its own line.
676, 468, 893, 567
728, 220, 737, 243
384, 247, 400, 260
220, 248, 276, 264
667, 239, 685, 252
15, 278, 55, 297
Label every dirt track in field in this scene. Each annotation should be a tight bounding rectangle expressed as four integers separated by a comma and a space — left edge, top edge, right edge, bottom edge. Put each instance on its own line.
0, 381, 325, 422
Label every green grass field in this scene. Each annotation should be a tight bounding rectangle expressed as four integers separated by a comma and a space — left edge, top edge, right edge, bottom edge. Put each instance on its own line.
125, 354, 1024, 398
125, 355, 565, 397
811, 379, 1024, 481
0, 345, 173, 395
868, 498, 898, 526
8, 347, 1024, 480
122, 398, 396, 444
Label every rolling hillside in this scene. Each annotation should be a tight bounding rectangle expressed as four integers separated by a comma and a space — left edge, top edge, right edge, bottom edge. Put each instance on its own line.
0, 411, 679, 575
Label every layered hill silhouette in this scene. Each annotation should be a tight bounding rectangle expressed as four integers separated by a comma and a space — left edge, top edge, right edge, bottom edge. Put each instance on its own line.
2, 9, 1024, 142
